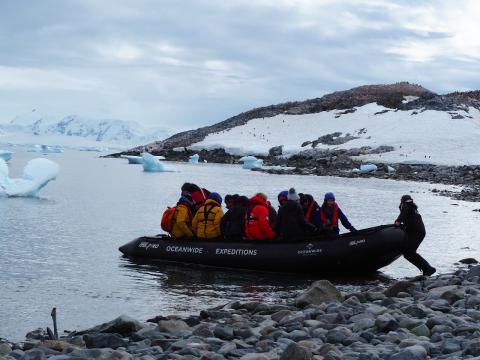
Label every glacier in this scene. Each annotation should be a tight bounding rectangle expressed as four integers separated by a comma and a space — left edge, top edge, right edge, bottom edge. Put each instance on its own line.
188, 154, 200, 164
0, 158, 59, 197
239, 155, 263, 169
0, 150, 13, 161
142, 153, 177, 172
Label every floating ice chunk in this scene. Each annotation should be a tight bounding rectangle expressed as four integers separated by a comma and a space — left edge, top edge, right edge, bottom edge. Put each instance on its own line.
239, 155, 263, 169
123, 155, 144, 164
359, 164, 378, 173
0, 158, 59, 197
189, 154, 199, 164
142, 152, 177, 172
0, 150, 13, 161
387, 166, 396, 173
27, 144, 64, 153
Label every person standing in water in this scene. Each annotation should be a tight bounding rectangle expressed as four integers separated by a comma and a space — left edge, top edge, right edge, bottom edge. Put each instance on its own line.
395, 195, 436, 276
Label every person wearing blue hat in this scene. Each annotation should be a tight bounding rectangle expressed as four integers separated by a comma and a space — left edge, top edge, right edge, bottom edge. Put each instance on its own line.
192, 192, 224, 239
319, 192, 356, 235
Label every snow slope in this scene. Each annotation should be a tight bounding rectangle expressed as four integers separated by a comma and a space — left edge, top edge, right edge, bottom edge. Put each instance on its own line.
0, 110, 170, 148
189, 103, 480, 166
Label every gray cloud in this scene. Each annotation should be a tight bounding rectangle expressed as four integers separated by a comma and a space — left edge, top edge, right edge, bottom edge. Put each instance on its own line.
0, 0, 479, 129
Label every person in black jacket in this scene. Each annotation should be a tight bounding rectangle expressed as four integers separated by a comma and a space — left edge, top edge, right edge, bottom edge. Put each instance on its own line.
395, 195, 436, 276
221, 195, 249, 241
274, 188, 316, 241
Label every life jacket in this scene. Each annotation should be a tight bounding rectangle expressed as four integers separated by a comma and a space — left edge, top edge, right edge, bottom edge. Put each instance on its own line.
304, 201, 314, 222
244, 196, 275, 240
320, 203, 339, 229
192, 199, 223, 238
161, 207, 176, 232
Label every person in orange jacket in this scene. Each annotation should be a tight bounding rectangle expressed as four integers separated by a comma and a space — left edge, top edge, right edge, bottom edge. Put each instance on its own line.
244, 193, 276, 240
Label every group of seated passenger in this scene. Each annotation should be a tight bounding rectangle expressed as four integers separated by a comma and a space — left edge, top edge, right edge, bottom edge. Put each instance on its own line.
166, 183, 356, 241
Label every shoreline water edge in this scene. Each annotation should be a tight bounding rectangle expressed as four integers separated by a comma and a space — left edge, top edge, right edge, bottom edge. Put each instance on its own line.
1, 261, 480, 359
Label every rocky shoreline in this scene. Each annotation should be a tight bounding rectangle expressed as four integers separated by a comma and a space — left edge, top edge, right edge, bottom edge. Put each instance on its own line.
2, 262, 480, 360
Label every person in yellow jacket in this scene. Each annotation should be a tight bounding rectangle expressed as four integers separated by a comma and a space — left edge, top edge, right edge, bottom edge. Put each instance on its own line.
171, 193, 195, 239
192, 192, 224, 239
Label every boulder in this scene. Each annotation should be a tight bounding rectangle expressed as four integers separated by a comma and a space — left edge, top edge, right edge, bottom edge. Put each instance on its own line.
157, 319, 189, 333
384, 281, 414, 297
279, 342, 312, 360
77, 315, 143, 336
268, 146, 283, 156
295, 280, 344, 308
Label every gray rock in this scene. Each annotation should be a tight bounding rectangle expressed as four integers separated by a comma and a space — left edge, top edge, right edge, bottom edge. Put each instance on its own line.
326, 326, 352, 344
459, 258, 479, 264
353, 318, 375, 332
466, 265, 480, 280
441, 338, 461, 354
410, 324, 430, 337
279, 342, 312, 360
21, 349, 47, 360
83, 333, 128, 349
295, 280, 344, 308
214, 325, 235, 340
389, 345, 427, 360
271, 310, 293, 322
77, 315, 143, 336
157, 319, 189, 333
8, 349, 24, 360
464, 339, 480, 356
25, 329, 47, 341
239, 354, 270, 360
68, 348, 132, 359
268, 146, 283, 156
0, 343, 12, 356
375, 313, 399, 332
403, 304, 430, 318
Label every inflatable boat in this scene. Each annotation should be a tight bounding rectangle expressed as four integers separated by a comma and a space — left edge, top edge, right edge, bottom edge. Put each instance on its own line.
119, 225, 407, 273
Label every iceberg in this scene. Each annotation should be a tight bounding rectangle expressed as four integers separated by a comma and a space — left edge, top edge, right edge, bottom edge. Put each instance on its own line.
27, 144, 64, 153
188, 154, 200, 164
0, 150, 13, 161
239, 155, 263, 169
359, 164, 378, 173
123, 155, 166, 164
142, 152, 177, 172
123, 155, 144, 164
0, 158, 59, 197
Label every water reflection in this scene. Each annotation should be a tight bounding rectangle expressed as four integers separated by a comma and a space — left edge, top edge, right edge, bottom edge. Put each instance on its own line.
119, 256, 393, 304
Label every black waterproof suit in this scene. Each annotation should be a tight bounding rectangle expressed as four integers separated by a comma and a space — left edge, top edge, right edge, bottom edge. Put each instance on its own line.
221, 205, 247, 241
274, 200, 316, 241
396, 201, 433, 272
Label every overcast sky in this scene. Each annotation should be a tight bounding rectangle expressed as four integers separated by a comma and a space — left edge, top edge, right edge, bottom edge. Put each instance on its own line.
1, 0, 479, 130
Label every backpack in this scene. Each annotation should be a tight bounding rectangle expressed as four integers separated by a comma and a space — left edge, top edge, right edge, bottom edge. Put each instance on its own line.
161, 207, 176, 232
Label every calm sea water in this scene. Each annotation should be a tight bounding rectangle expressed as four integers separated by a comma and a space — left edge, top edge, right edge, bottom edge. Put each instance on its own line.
1, 148, 479, 341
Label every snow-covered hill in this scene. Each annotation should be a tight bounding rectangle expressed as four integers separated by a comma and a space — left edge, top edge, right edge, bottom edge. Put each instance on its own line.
190, 103, 480, 166
0, 110, 170, 149
130, 82, 480, 166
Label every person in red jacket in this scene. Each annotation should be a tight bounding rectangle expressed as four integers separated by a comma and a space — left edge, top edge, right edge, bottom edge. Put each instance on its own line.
244, 193, 276, 240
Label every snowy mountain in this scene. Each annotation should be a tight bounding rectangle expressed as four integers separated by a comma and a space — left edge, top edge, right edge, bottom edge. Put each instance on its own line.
0, 110, 170, 149
130, 82, 480, 166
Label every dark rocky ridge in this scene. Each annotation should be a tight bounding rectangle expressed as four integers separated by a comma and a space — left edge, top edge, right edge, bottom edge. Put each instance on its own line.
116, 82, 480, 156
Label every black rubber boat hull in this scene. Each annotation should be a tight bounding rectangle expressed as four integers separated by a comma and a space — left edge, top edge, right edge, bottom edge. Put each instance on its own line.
119, 225, 407, 273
